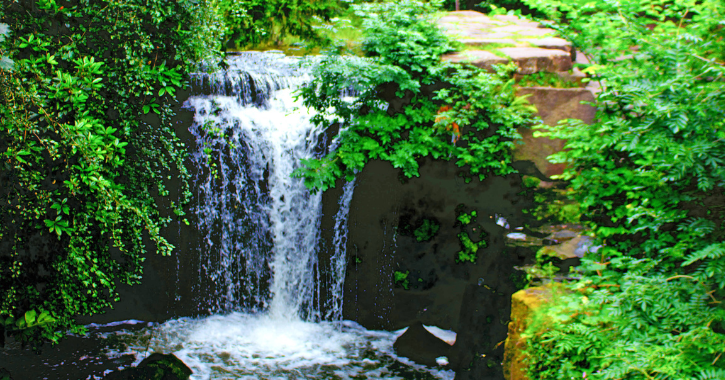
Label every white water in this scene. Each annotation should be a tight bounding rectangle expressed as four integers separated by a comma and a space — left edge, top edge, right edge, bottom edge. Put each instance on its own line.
98, 52, 455, 380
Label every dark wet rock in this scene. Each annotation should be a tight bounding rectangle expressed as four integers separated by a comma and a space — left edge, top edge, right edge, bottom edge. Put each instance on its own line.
102, 353, 192, 380
393, 322, 454, 368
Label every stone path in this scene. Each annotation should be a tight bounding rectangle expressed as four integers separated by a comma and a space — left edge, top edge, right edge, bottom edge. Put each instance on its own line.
436, 11, 600, 180
436, 11, 576, 75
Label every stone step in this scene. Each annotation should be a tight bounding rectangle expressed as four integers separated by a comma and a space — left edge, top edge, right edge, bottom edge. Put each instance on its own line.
437, 11, 575, 75
442, 47, 572, 75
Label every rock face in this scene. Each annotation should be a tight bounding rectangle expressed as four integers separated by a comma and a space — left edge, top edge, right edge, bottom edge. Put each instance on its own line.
319, 156, 537, 379
513, 87, 596, 178
437, 11, 597, 180
102, 353, 192, 380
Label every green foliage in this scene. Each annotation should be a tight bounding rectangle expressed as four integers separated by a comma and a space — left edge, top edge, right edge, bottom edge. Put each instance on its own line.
455, 210, 486, 263
520, 0, 725, 64
516, 71, 579, 88
0, 0, 222, 350
457, 210, 477, 225
475, 0, 548, 18
394, 270, 410, 290
516, 0, 725, 377
413, 219, 440, 242
292, 0, 539, 194
215, 0, 340, 49
526, 187, 582, 224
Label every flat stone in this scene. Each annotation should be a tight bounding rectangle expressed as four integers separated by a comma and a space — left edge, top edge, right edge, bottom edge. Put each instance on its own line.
436, 11, 572, 55
524, 37, 572, 54
540, 235, 583, 260
441, 50, 509, 72
544, 229, 579, 243
457, 38, 518, 46
492, 25, 557, 37
442, 47, 571, 75
497, 47, 572, 74
491, 14, 541, 28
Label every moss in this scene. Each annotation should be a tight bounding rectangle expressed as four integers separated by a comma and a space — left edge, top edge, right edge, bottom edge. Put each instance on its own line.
394, 270, 410, 290
413, 219, 440, 242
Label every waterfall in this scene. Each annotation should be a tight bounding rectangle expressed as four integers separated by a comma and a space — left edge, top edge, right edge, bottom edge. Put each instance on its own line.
98, 52, 455, 380
186, 52, 329, 320
325, 179, 357, 321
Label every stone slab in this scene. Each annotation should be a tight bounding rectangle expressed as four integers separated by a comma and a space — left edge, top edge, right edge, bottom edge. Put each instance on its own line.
441, 50, 509, 72
442, 47, 571, 75
498, 47, 572, 74
436, 10, 573, 56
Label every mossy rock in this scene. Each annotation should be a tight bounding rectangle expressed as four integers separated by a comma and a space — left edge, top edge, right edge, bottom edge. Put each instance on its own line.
502, 283, 569, 380
103, 353, 192, 380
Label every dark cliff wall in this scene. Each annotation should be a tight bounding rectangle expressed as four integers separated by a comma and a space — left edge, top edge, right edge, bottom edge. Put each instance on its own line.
318, 156, 537, 379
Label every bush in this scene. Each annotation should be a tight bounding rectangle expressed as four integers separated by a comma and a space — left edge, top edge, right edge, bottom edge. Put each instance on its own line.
520, 0, 725, 378
0, 0, 222, 351
292, 0, 538, 193
217, 0, 340, 49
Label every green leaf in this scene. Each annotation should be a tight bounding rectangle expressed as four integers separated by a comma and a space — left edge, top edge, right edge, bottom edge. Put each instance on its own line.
25, 310, 37, 326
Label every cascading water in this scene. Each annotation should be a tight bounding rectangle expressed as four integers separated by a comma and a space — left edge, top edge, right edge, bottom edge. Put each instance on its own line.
96, 52, 455, 380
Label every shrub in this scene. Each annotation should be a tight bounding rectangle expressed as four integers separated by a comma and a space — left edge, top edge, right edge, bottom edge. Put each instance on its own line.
0, 0, 222, 351
519, 1, 725, 378
292, 0, 538, 193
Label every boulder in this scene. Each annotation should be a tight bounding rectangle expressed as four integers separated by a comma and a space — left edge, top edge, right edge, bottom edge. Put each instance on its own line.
102, 353, 192, 380
393, 321, 454, 367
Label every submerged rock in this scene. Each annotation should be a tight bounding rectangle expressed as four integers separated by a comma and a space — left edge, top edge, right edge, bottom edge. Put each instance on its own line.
393, 321, 454, 368
102, 353, 192, 380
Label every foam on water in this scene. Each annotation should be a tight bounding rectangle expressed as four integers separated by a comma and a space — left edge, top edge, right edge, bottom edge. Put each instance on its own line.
102, 313, 454, 380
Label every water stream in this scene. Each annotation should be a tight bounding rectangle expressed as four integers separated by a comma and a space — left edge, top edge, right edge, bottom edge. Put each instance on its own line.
89, 52, 455, 380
